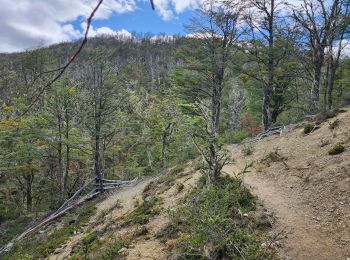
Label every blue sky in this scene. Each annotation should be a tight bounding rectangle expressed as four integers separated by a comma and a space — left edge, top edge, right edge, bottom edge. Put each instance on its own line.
89, 2, 193, 36
0, 0, 202, 53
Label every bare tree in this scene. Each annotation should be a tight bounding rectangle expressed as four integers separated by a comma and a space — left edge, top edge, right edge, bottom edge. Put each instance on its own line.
292, 0, 349, 111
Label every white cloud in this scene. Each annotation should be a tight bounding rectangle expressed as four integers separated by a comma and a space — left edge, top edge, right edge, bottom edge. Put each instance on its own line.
0, 0, 206, 53
81, 22, 133, 38
152, 0, 204, 20
0, 0, 137, 52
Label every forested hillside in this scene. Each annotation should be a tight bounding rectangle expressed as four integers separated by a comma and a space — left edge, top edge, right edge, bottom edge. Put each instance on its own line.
0, 0, 350, 259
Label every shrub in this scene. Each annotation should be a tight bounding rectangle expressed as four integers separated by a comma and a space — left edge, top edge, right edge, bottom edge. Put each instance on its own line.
328, 144, 345, 155
328, 119, 339, 130
122, 196, 163, 226
4, 201, 97, 259
261, 147, 286, 164
170, 165, 186, 175
167, 176, 266, 259
220, 130, 250, 144
303, 123, 315, 134
241, 145, 254, 156
175, 182, 184, 193
193, 161, 207, 171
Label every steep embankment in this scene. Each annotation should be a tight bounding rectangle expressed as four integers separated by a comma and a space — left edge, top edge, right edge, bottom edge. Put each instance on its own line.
226, 108, 350, 259
48, 109, 349, 260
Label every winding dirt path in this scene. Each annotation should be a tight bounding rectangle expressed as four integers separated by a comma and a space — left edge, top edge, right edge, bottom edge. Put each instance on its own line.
225, 109, 350, 260
242, 172, 344, 260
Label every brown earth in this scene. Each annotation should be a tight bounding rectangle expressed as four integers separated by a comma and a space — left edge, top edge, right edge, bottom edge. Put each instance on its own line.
50, 109, 350, 260
226, 108, 350, 260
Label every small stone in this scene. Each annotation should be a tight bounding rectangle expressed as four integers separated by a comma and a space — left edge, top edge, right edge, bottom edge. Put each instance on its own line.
243, 213, 249, 217
274, 241, 282, 247
54, 248, 64, 254
118, 247, 128, 254
144, 196, 152, 203
38, 230, 45, 234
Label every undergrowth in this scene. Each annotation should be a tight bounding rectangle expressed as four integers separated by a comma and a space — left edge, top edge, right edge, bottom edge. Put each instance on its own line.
161, 175, 270, 259
2, 201, 97, 259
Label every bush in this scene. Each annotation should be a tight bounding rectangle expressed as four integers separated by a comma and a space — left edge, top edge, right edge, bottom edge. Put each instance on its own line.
241, 145, 254, 156
261, 147, 286, 164
175, 182, 184, 193
167, 176, 266, 259
122, 196, 163, 226
193, 161, 207, 171
303, 123, 315, 134
4, 201, 97, 259
328, 144, 345, 155
220, 130, 250, 144
328, 119, 339, 130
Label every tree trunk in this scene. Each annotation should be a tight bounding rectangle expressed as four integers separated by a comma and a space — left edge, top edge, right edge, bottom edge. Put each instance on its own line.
311, 56, 323, 110
161, 123, 172, 168
24, 172, 34, 212
211, 87, 221, 135
64, 110, 70, 196
57, 115, 64, 199
94, 121, 103, 193
262, 87, 271, 130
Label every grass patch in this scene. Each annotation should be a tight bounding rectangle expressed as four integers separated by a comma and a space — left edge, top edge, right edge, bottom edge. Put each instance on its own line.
241, 145, 254, 156
164, 176, 270, 259
260, 147, 287, 165
3, 201, 96, 259
328, 143, 345, 155
328, 119, 339, 130
122, 196, 163, 226
220, 130, 250, 144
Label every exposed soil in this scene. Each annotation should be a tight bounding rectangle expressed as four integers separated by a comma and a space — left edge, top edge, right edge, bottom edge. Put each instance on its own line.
50, 109, 350, 260
226, 108, 350, 260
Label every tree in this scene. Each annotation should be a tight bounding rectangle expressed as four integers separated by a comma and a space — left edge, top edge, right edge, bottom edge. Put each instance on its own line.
242, 0, 299, 129
292, 0, 350, 111
175, 0, 243, 182
81, 60, 120, 192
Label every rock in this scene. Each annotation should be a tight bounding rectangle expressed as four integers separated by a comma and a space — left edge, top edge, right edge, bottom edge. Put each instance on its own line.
118, 247, 128, 254
243, 213, 249, 217
144, 196, 152, 203
54, 248, 64, 254
274, 241, 282, 247
38, 230, 45, 234
3, 242, 14, 252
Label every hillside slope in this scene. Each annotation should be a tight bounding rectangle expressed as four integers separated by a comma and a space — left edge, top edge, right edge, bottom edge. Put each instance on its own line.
227, 108, 350, 259
23, 108, 350, 260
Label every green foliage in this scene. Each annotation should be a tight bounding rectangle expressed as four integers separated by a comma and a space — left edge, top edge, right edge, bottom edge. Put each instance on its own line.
122, 196, 163, 226
193, 161, 207, 171
175, 182, 185, 193
241, 145, 254, 156
328, 143, 345, 155
166, 176, 267, 259
3, 201, 96, 259
328, 119, 340, 130
220, 130, 250, 144
261, 147, 286, 164
303, 123, 315, 134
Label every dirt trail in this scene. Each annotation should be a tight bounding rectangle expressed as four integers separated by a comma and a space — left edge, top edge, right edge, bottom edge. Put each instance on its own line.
50, 178, 154, 260
244, 171, 342, 260
226, 109, 350, 260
